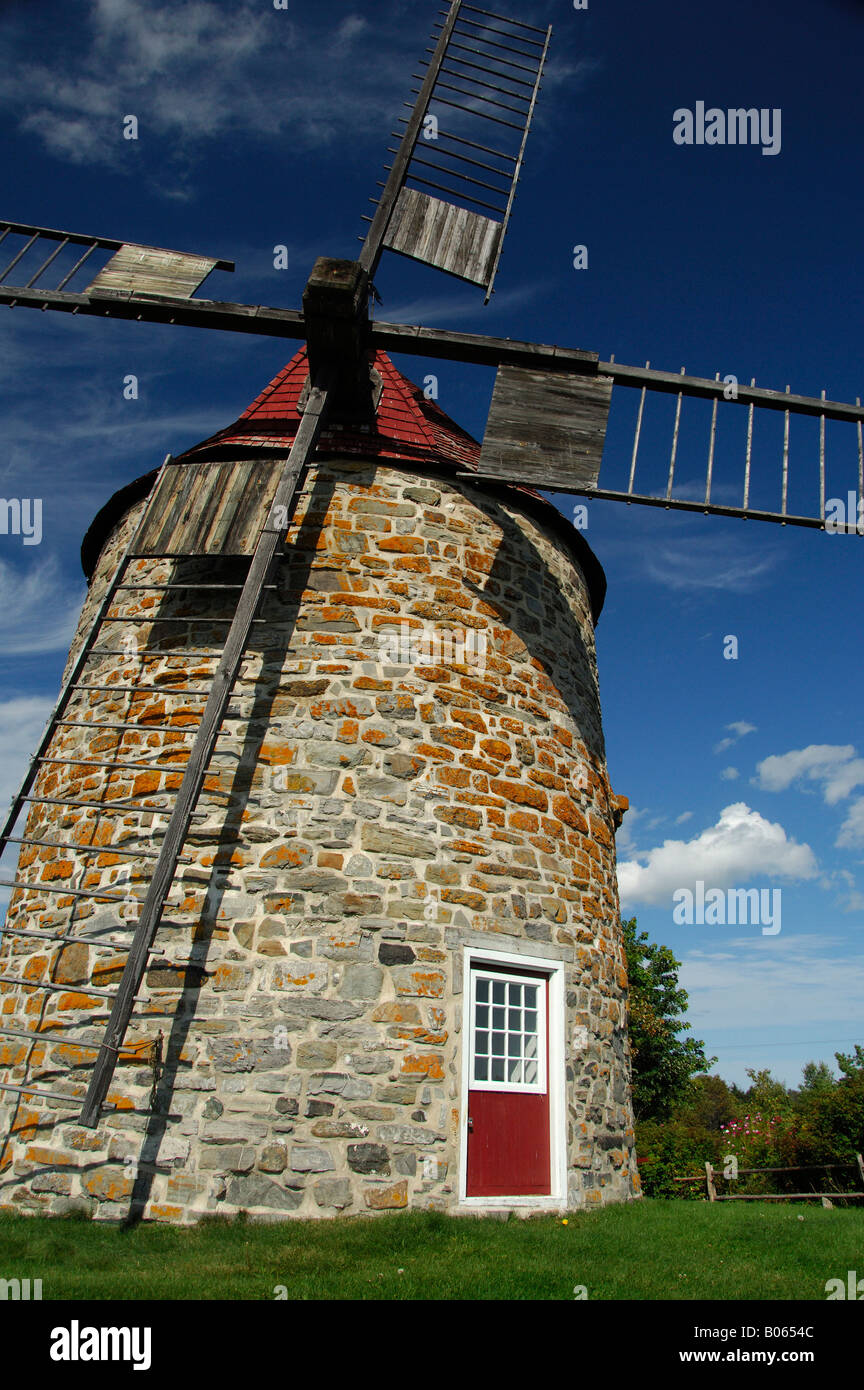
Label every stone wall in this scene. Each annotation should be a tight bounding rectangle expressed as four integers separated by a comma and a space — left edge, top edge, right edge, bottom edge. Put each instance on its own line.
0, 457, 639, 1220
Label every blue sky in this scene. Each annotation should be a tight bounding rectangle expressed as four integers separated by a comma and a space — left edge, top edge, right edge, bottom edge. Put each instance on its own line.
0, 0, 862, 1088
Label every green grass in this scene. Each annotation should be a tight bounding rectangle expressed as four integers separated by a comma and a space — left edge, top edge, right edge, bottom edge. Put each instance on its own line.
0, 1200, 860, 1300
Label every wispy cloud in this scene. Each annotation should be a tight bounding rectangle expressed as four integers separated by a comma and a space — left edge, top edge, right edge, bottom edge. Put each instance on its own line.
642, 534, 779, 592
0, 555, 84, 655
714, 720, 757, 754
681, 934, 864, 1030
0, 1, 416, 193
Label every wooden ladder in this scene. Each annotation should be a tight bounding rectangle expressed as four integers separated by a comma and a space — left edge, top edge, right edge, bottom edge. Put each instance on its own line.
0, 374, 332, 1131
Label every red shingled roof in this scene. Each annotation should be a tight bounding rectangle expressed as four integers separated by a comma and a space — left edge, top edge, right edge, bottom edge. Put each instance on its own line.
175, 347, 481, 471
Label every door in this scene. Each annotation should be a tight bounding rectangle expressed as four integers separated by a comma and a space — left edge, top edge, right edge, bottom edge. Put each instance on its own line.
465, 965, 550, 1197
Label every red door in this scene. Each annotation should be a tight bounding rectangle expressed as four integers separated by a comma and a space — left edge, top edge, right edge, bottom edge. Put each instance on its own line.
466, 966, 550, 1197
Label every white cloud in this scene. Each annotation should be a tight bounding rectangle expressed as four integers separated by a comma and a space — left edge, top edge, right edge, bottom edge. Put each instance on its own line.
755, 744, 864, 805
720, 767, 740, 781
675, 811, 693, 825
617, 802, 818, 907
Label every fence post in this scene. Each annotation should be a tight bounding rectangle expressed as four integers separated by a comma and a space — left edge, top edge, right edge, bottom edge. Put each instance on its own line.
705, 1161, 717, 1202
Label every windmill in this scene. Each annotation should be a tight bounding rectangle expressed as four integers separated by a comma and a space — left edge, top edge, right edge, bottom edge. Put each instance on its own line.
0, 0, 860, 1220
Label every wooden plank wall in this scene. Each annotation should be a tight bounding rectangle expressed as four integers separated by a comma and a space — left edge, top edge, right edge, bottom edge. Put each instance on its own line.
132, 459, 284, 557
383, 188, 502, 289
475, 366, 614, 491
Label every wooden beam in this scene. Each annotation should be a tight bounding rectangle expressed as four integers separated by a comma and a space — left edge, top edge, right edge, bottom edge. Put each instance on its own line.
0, 284, 307, 340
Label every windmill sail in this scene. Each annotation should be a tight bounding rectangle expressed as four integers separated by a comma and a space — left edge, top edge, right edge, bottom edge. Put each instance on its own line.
0, 220, 233, 302
360, 0, 551, 299
470, 357, 864, 532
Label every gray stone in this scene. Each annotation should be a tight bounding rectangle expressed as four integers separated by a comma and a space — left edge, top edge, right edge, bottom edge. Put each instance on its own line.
226, 1175, 302, 1211
208, 1038, 293, 1072
199, 1145, 255, 1173
311, 1120, 370, 1139
258, 1144, 288, 1173
291, 1146, 335, 1173
347, 1143, 391, 1175
378, 942, 416, 966
313, 1179, 353, 1209
378, 1124, 443, 1146
339, 963, 383, 1001
296, 1040, 339, 1068
361, 823, 435, 859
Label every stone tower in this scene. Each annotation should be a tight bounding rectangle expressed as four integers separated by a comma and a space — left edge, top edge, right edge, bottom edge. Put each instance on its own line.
0, 350, 639, 1221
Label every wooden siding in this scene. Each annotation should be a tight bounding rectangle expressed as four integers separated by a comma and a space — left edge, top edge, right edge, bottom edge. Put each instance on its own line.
132, 459, 284, 556
87, 244, 220, 299
475, 367, 614, 490
383, 188, 502, 289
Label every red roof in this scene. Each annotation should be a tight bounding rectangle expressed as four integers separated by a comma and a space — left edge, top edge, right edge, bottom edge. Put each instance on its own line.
175, 347, 481, 472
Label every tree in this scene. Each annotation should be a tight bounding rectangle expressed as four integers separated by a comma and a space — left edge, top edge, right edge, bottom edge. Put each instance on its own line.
799, 1060, 835, 1095
621, 916, 715, 1121
743, 1067, 793, 1114
679, 1073, 738, 1131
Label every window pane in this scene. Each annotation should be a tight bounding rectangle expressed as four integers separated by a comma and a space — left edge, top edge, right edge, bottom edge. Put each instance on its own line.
508, 983, 521, 1005
476, 979, 489, 1002
475, 1057, 488, 1081
508, 1033, 522, 1058
524, 1059, 538, 1085
523, 985, 537, 1010
476, 1005, 489, 1029
525, 1034, 537, 1059
475, 1030, 489, 1056
524, 1009, 538, 1036
492, 981, 506, 1005
491, 1057, 505, 1082
508, 1007, 521, 1031
491, 1031, 505, 1056
492, 1007, 506, 1030
508, 1058, 523, 1083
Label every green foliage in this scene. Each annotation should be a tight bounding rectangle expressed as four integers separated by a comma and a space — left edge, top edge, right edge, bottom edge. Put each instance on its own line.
636, 1045, 864, 1201
621, 916, 715, 1121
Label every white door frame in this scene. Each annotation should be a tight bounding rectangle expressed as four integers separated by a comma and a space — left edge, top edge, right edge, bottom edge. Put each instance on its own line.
458, 945, 567, 1209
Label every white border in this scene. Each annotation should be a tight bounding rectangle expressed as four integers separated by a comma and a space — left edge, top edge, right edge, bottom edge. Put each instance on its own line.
458, 945, 567, 1210
469, 967, 547, 1094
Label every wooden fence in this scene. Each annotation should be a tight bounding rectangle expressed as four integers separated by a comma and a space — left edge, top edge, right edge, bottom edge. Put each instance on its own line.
674, 1153, 864, 1203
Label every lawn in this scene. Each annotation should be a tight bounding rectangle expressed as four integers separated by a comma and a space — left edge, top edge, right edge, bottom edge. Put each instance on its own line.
1, 1199, 861, 1300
